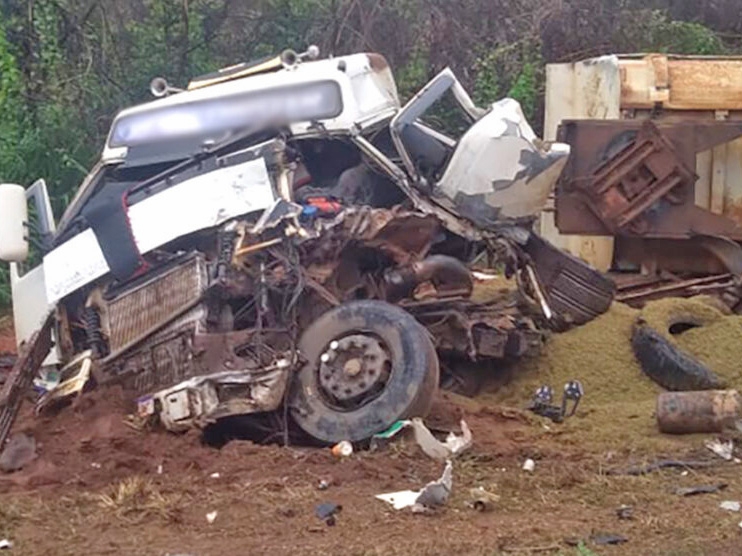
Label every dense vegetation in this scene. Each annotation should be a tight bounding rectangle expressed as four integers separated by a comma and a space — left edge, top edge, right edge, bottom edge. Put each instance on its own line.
1, 0, 741, 306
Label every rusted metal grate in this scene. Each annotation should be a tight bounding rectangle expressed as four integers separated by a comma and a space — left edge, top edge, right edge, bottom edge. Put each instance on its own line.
104, 255, 208, 353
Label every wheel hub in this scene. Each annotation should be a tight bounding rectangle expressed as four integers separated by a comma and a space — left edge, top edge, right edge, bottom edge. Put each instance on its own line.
318, 334, 391, 406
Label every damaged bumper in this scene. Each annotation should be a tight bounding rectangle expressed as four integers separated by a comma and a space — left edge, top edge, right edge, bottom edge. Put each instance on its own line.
136, 360, 292, 432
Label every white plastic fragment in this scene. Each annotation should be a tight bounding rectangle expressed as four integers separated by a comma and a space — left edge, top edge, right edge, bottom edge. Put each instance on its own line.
210, 472, 221, 479
522, 458, 535, 472
157, 464, 163, 475
681, 470, 689, 477
720, 501, 741, 512
0, 539, 11, 550
444, 421, 473, 456
376, 460, 453, 510
705, 439, 734, 461
472, 271, 498, 281
91, 462, 102, 469
376, 489, 421, 510
408, 418, 472, 461
206, 511, 218, 524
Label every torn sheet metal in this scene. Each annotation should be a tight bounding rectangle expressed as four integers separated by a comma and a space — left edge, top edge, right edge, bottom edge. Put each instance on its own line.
305, 206, 441, 265
706, 439, 735, 461
436, 98, 570, 226
137, 358, 291, 431
376, 460, 453, 510
36, 351, 92, 414
407, 299, 543, 360
0, 314, 54, 448
408, 418, 472, 461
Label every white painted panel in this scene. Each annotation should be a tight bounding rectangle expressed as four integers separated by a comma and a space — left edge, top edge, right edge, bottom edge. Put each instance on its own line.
540, 56, 620, 271
44, 157, 275, 303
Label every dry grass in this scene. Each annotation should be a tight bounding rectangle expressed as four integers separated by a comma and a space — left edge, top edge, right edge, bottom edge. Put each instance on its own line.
0, 502, 22, 538
95, 476, 183, 524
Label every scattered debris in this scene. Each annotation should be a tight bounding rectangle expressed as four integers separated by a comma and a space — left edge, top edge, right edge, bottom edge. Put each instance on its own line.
317, 479, 330, 491
408, 418, 472, 461
706, 439, 735, 461
590, 533, 628, 546
605, 460, 721, 476
330, 441, 353, 458
315, 502, 342, 526
157, 464, 163, 475
527, 381, 584, 423
206, 511, 217, 524
376, 460, 453, 511
467, 487, 499, 512
616, 505, 634, 520
0, 539, 11, 550
373, 421, 408, 439
209, 472, 221, 479
370, 420, 409, 451
0, 432, 37, 473
675, 484, 728, 497
412, 460, 453, 509
720, 501, 741, 512
91, 462, 102, 469
376, 489, 421, 511
522, 458, 535, 473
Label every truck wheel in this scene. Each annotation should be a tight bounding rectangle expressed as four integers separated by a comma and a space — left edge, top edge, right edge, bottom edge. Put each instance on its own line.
289, 300, 439, 443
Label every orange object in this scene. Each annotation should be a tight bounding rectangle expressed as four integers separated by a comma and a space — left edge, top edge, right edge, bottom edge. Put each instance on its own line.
306, 196, 341, 213
331, 440, 353, 457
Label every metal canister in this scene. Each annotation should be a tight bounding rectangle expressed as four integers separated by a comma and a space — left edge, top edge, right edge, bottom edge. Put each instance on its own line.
656, 390, 742, 434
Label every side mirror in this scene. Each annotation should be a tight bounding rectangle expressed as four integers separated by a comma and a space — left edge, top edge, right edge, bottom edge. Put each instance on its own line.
0, 183, 29, 262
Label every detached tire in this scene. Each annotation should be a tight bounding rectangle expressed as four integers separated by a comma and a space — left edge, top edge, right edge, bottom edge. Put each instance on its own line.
632, 322, 726, 391
289, 300, 439, 444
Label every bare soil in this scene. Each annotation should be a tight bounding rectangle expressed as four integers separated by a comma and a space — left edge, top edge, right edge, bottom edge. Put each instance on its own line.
2, 308, 742, 555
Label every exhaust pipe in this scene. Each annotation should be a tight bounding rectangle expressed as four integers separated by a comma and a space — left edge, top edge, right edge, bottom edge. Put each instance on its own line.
384, 255, 473, 302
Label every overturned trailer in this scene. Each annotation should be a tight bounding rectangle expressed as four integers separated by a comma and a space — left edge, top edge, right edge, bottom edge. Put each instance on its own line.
543, 54, 742, 309
0, 48, 613, 446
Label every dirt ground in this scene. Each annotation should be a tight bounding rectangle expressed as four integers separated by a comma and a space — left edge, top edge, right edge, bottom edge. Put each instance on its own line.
2, 307, 742, 556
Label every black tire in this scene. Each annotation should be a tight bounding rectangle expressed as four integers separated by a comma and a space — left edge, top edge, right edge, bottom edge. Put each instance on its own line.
631, 323, 725, 391
289, 300, 439, 443
524, 234, 615, 325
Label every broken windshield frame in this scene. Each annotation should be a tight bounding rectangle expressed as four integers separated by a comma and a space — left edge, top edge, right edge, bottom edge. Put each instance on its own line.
390, 68, 481, 180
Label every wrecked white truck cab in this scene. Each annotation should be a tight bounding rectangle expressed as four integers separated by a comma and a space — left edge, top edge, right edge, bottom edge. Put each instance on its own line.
0, 48, 613, 446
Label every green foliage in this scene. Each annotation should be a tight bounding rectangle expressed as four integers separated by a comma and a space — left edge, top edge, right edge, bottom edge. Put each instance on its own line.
396, 47, 431, 101
472, 42, 544, 122
507, 62, 540, 122
0, 266, 9, 308
653, 19, 725, 55
626, 10, 725, 55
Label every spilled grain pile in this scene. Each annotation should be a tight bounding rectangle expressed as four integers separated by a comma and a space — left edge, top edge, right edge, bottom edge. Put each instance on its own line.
479, 295, 742, 453
639, 296, 742, 388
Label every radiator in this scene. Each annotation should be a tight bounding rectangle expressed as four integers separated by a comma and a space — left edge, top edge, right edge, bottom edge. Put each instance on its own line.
102, 254, 208, 354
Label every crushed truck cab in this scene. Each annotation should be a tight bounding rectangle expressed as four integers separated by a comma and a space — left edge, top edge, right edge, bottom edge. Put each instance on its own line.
0, 47, 614, 446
